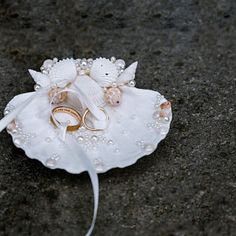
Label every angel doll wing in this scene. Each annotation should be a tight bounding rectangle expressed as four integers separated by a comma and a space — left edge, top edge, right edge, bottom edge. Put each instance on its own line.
28, 58, 77, 88
117, 61, 138, 84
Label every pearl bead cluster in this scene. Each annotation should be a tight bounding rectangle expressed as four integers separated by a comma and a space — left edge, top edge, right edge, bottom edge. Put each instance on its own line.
33, 58, 59, 91
5, 105, 37, 147
136, 140, 156, 154
71, 126, 120, 172
135, 95, 171, 154
128, 80, 136, 87
45, 154, 61, 168
73, 127, 115, 153
75, 57, 126, 76
146, 94, 171, 136
112, 57, 136, 87
7, 119, 36, 147
75, 58, 94, 75
110, 57, 126, 75
40, 58, 58, 74
76, 125, 115, 173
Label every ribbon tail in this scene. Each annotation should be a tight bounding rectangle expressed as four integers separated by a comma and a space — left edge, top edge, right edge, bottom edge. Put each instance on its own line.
0, 89, 47, 132
67, 136, 99, 236
61, 126, 67, 141
85, 161, 99, 236
73, 83, 106, 121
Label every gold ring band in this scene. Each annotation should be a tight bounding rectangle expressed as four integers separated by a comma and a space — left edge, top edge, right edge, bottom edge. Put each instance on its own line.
82, 108, 109, 131
50, 106, 82, 132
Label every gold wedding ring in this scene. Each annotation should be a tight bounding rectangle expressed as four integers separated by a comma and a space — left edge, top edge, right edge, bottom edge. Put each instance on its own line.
82, 108, 109, 131
50, 106, 109, 132
50, 106, 82, 132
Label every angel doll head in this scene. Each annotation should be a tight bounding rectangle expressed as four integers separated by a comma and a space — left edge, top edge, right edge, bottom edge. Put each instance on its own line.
89, 57, 138, 106
89, 58, 119, 87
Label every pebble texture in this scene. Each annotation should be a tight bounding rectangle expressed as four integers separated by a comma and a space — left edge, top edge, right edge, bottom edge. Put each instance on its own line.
0, 0, 235, 235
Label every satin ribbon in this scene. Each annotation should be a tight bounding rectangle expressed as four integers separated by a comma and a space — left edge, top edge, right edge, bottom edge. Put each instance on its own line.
49, 87, 107, 141
0, 79, 100, 236
65, 135, 99, 236
0, 88, 48, 132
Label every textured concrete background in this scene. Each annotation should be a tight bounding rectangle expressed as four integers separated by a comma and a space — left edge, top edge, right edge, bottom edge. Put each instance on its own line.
0, 0, 235, 235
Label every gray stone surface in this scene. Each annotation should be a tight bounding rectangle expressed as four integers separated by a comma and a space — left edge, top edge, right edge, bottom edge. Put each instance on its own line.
0, 0, 235, 235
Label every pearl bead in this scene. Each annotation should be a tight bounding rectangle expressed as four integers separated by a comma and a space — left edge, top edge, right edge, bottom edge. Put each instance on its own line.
4, 109, 10, 116
45, 158, 57, 168
42, 69, 48, 74
111, 82, 117, 87
77, 136, 84, 142
114, 148, 120, 153
107, 140, 114, 145
51, 154, 60, 161
143, 144, 155, 153
158, 116, 170, 123
75, 58, 81, 65
79, 126, 86, 132
128, 80, 136, 87
163, 116, 170, 122
153, 111, 160, 119
53, 57, 58, 63
115, 59, 125, 69
10, 128, 18, 134
80, 59, 88, 69
87, 58, 93, 66
45, 137, 52, 143
91, 135, 98, 142
43, 59, 53, 69
13, 138, 22, 147
34, 84, 41, 91
160, 126, 169, 135
110, 56, 116, 63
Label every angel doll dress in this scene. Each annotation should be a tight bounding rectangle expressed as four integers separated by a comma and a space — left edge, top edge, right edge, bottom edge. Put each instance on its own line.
0, 57, 172, 235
